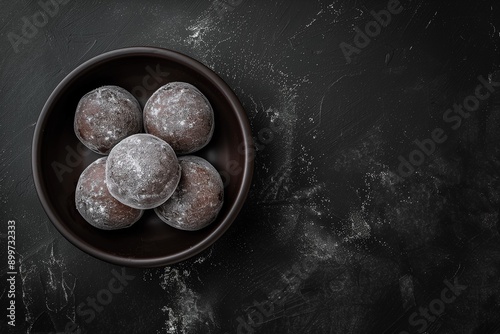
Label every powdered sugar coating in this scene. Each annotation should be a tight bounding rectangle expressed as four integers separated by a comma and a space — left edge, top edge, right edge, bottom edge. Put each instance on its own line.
75, 157, 143, 230
143, 82, 214, 154
106, 134, 181, 210
154, 156, 224, 231
74, 85, 142, 155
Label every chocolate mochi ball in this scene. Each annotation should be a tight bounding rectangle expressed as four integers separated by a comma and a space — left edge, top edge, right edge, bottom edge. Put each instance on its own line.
143, 82, 214, 154
106, 134, 181, 210
74, 85, 142, 155
155, 156, 224, 231
75, 157, 143, 230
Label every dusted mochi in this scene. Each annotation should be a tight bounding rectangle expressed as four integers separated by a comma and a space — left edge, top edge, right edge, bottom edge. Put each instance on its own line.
74, 85, 142, 155
143, 82, 214, 154
155, 156, 224, 231
106, 134, 181, 209
75, 157, 143, 230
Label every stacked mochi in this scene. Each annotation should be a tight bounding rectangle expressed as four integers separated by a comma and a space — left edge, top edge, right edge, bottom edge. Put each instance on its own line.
74, 83, 224, 231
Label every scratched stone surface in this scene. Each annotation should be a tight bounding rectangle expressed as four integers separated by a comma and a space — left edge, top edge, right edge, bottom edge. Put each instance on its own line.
1, 0, 500, 333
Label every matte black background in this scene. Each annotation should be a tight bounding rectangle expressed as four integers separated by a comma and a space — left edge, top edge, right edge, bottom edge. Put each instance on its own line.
1, 0, 500, 333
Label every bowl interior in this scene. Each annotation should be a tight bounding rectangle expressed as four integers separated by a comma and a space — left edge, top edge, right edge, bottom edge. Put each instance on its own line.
33, 48, 252, 267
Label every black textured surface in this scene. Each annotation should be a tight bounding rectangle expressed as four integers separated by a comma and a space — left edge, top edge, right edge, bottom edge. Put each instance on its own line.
1, 0, 500, 333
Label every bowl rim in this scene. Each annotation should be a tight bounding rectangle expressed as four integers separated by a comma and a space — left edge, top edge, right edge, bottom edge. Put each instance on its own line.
32, 46, 254, 268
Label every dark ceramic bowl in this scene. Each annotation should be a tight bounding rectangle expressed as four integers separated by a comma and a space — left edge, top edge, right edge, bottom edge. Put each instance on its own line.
32, 47, 253, 267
